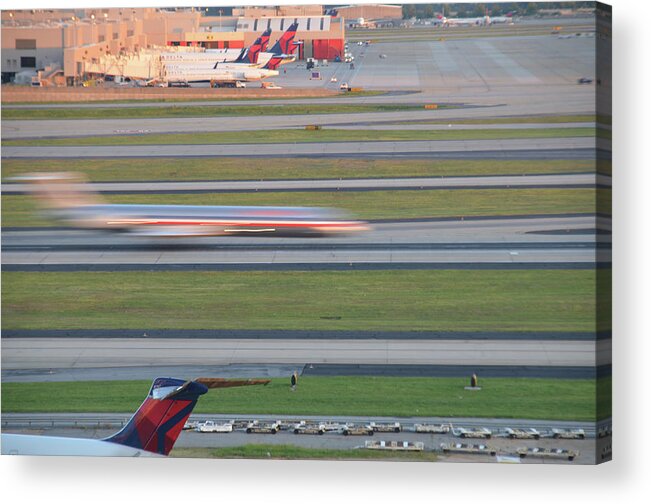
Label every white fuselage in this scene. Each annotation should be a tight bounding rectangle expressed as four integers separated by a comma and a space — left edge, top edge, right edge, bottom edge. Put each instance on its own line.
1, 433, 161, 457
163, 66, 279, 83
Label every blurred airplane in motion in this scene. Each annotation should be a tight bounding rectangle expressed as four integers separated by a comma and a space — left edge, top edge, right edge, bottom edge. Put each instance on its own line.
19, 173, 369, 237
1, 377, 270, 456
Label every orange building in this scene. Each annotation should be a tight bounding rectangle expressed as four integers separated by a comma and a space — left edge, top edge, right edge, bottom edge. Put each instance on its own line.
2, 7, 346, 84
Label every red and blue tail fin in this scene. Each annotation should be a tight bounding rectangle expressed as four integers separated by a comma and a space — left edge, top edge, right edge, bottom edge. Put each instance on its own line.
269, 22, 298, 55
104, 377, 270, 456
104, 378, 207, 456
259, 28, 272, 53
235, 28, 272, 64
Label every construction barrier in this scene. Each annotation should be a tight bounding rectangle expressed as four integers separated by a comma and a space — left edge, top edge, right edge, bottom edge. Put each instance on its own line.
424, 104, 438, 110
305, 125, 322, 131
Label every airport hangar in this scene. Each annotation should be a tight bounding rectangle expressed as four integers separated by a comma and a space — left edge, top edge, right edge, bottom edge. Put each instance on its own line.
1, 5, 351, 85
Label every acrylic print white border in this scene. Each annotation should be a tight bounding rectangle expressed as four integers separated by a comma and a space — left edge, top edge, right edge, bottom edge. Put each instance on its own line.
1, 0, 648, 502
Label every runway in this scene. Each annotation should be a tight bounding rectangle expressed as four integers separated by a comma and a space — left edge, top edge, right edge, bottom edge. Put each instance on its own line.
1, 113, 594, 140
1, 216, 611, 269
2, 173, 608, 195
1, 136, 598, 159
2, 109, 499, 140
1, 337, 610, 370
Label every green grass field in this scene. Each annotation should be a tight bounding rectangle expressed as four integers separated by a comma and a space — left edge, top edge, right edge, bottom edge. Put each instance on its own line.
1, 376, 610, 421
2, 127, 595, 147
170, 445, 439, 461
0, 158, 596, 183
1, 188, 604, 228
2, 269, 605, 332
2, 103, 423, 121
1, 90, 382, 106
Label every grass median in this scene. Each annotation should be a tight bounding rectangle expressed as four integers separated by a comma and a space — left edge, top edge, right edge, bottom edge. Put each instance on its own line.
2, 269, 604, 332
1, 188, 604, 228
2, 127, 595, 147
169, 445, 440, 461
393, 114, 597, 125
1, 103, 421, 121
1, 376, 610, 421
1, 158, 596, 183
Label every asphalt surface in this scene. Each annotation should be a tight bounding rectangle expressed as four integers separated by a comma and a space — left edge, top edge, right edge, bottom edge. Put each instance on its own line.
1, 329, 607, 341
0, 114, 595, 139
1, 137, 598, 159
1, 216, 611, 269
1, 337, 609, 369
3, 173, 608, 194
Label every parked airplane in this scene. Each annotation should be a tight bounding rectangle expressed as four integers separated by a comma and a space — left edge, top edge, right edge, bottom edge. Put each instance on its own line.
438, 14, 513, 26
163, 65, 279, 85
238, 28, 272, 65
160, 29, 271, 65
163, 23, 298, 70
1, 377, 270, 456
19, 173, 369, 237
218, 22, 299, 69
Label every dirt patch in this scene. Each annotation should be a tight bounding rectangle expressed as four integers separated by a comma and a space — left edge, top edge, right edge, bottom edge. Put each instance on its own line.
1, 86, 339, 103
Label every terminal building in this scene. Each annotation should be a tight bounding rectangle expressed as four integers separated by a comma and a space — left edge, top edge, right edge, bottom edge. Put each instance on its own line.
1, 5, 347, 85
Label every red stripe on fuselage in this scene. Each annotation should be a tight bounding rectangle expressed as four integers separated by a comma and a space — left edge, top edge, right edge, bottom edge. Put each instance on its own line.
105, 219, 364, 228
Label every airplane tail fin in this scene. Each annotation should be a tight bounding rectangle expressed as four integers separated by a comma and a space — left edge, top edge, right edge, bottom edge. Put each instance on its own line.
105, 377, 270, 456
259, 28, 272, 53
13, 172, 104, 210
235, 28, 272, 64
269, 22, 298, 55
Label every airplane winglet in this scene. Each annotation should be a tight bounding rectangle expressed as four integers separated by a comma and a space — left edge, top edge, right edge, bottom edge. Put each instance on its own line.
194, 377, 271, 388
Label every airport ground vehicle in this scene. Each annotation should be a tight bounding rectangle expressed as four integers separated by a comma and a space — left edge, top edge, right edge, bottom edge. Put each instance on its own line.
340, 82, 350, 91
246, 420, 281, 434
504, 427, 541, 439
340, 424, 374, 436
369, 422, 401, 433
211, 80, 246, 88
365, 440, 424, 451
578, 77, 593, 84
440, 443, 497, 456
183, 420, 200, 430
552, 428, 585, 439
293, 422, 326, 435
517, 447, 579, 461
195, 420, 234, 433
321, 422, 346, 432
414, 423, 451, 434
451, 426, 492, 439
